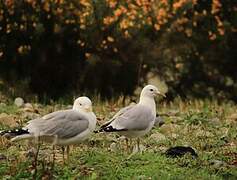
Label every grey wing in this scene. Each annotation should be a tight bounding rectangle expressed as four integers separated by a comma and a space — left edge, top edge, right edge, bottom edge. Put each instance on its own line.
100, 103, 136, 129
26, 110, 89, 139
111, 103, 136, 121
110, 104, 154, 131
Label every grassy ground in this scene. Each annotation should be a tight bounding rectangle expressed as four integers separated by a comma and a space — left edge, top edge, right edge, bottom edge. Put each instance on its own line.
0, 97, 236, 179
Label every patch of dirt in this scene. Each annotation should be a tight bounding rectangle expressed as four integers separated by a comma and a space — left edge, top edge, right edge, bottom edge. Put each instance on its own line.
0, 113, 18, 127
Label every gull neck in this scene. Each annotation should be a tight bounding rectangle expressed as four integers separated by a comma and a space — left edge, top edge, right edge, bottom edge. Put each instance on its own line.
139, 96, 156, 117
73, 104, 82, 111
72, 106, 86, 114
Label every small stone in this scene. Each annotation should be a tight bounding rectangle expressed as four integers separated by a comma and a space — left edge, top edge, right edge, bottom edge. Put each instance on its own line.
14, 97, 24, 107
209, 117, 221, 126
210, 160, 226, 168
158, 146, 169, 152
159, 124, 181, 135
171, 133, 179, 139
150, 132, 166, 142
23, 103, 35, 113
24, 103, 33, 109
109, 142, 118, 152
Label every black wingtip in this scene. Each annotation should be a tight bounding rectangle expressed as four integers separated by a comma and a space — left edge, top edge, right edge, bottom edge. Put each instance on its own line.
93, 129, 102, 133
94, 126, 127, 133
103, 126, 127, 132
0, 128, 29, 138
93, 127, 112, 133
0, 130, 5, 136
103, 126, 115, 132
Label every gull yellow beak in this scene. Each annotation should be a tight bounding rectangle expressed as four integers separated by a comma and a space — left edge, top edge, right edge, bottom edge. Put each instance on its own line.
156, 90, 166, 98
84, 106, 92, 112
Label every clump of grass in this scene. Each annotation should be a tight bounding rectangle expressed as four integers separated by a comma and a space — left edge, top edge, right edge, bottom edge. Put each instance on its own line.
183, 102, 218, 125
0, 104, 19, 115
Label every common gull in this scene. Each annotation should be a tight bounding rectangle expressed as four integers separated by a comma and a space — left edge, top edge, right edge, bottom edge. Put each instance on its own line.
1, 96, 97, 160
98, 85, 165, 152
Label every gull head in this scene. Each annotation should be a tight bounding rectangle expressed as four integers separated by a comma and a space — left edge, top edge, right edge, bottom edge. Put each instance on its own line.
140, 85, 166, 98
73, 96, 93, 112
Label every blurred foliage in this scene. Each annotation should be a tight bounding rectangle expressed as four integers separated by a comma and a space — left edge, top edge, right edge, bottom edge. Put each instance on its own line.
0, 0, 236, 101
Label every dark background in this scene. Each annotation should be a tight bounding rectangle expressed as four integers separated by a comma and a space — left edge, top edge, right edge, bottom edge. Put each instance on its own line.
0, 0, 236, 102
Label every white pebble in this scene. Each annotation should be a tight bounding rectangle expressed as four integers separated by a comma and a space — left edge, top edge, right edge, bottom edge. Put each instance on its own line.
14, 97, 24, 107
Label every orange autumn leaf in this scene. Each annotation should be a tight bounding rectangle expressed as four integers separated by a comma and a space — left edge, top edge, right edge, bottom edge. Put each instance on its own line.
154, 23, 161, 31
114, 9, 123, 17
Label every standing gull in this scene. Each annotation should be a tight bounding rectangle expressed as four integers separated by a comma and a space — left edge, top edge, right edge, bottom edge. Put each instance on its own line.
98, 85, 165, 151
1, 96, 97, 160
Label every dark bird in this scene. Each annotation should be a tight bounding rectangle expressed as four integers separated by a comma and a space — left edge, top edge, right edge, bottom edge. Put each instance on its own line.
165, 146, 198, 158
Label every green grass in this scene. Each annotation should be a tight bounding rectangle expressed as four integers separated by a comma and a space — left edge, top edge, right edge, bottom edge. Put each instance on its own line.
0, 99, 236, 179
0, 104, 18, 115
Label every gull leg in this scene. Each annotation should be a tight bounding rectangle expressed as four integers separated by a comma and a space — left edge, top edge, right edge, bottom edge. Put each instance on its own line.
127, 138, 141, 159
62, 146, 65, 164
33, 136, 41, 179
52, 135, 58, 167
130, 138, 133, 153
34, 136, 41, 162
66, 145, 70, 162
137, 138, 140, 152
52, 145, 56, 169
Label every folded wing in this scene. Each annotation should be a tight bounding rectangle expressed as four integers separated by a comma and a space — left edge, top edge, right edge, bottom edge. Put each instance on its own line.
102, 104, 154, 132
26, 109, 89, 139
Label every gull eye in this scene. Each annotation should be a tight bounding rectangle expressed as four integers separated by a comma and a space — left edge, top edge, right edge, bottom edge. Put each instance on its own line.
150, 89, 154, 91
79, 103, 82, 106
